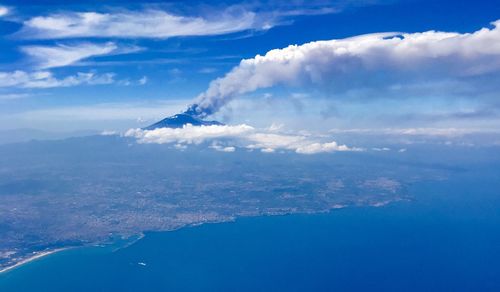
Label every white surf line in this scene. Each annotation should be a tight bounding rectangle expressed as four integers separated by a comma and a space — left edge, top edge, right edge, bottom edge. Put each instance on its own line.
0, 248, 69, 274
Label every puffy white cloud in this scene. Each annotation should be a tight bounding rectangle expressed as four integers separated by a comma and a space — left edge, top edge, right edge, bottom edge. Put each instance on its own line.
210, 143, 236, 152
100, 130, 118, 136
19, 9, 268, 39
125, 124, 359, 154
295, 142, 351, 154
190, 20, 500, 117
245, 132, 305, 150
138, 76, 148, 85
0, 70, 114, 88
0, 6, 8, 17
126, 124, 254, 144
372, 147, 391, 151
20, 42, 136, 69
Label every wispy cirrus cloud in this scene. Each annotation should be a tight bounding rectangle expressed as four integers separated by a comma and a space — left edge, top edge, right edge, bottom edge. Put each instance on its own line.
20, 42, 139, 69
0, 70, 115, 88
15, 0, 348, 40
0, 93, 31, 100
17, 8, 271, 39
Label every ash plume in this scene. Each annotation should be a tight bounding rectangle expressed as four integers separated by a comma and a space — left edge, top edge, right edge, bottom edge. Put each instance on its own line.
184, 20, 500, 118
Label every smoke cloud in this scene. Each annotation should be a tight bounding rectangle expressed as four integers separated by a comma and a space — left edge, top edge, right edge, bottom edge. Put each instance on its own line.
186, 20, 500, 118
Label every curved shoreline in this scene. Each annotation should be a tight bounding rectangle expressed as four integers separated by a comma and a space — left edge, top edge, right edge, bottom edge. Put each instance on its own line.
0, 199, 401, 275
0, 248, 69, 275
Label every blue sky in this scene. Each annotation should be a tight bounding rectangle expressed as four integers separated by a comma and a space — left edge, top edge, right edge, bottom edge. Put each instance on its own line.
0, 0, 499, 132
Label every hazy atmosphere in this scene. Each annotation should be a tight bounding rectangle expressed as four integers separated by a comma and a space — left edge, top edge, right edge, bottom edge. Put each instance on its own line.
1, 1, 500, 291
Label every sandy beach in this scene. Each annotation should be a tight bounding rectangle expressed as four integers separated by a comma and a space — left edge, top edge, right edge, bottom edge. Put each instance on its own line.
0, 248, 68, 274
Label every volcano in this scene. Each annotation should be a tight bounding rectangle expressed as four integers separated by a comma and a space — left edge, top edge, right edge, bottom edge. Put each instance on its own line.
144, 112, 223, 130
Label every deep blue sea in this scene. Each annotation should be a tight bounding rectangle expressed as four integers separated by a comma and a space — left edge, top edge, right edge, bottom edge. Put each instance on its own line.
1, 177, 500, 292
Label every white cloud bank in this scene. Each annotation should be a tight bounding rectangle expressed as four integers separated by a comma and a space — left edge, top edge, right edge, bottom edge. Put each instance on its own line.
127, 124, 254, 144
329, 127, 500, 137
0, 71, 114, 88
21, 42, 136, 69
125, 124, 359, 154
190, 20, 500, 117
19, 9, 270, 39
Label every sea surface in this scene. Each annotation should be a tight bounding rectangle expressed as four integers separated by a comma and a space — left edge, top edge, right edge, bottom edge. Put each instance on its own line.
1, 177, 500, 292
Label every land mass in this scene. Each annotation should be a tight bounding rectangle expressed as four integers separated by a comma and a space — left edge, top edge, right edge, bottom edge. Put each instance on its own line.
0, 134, 461, 272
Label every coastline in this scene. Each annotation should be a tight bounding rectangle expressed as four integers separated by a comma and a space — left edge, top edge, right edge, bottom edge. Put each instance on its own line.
0, 248, 69, 275
0, 199, 402, 276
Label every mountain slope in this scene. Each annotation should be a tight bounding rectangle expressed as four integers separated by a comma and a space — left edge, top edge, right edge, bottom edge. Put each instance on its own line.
144, 113, 223, 130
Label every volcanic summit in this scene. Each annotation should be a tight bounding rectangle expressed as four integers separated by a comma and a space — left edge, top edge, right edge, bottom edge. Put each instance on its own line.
144, 106, 223, 130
